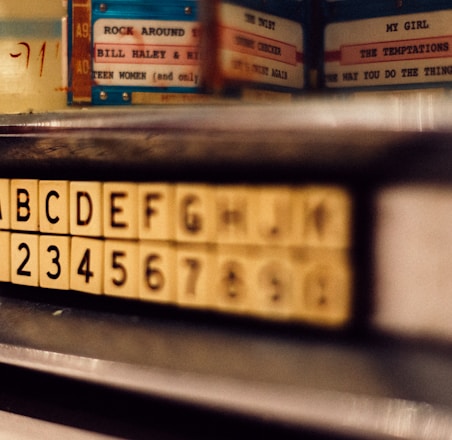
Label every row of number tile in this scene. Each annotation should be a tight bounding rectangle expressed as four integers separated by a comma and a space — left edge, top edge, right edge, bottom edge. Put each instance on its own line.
0, 231, 352, 326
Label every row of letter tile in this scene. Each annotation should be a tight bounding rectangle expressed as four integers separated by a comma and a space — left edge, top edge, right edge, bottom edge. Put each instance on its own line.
0, 180, 352, 248
0, 232, 352, 326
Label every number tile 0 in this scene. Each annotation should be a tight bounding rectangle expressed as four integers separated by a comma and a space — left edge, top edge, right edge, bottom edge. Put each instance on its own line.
292, 249, 352, 327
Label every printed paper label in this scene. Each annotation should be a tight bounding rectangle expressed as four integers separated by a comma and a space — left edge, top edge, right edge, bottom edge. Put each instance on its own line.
93, 18, 201, 88
324, 10, 452, 88
218, 3, 304, 89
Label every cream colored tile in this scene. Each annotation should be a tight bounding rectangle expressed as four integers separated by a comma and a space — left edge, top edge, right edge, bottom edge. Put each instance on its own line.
249, 247, 294, 320
293, 186, 352, 249
138, 183, 176, 241
104, 239, 139, 298
11, 233, 39, 286
250, 186, 294, 246
103, 182, 138, 239
0, 179, 10, 230
70, 236, 104, 294
69, 181, 103, 237
0, 231, 10, 282
10, 179, 39, 232
176, 243, 215, 309
211, 245, 251, 315
39, 235, 71, 290
292, 249, 352, 327
39, 180, 70, 234
175, 184, 215, 243
138, 241, 176, 304
215, 185, 252, 245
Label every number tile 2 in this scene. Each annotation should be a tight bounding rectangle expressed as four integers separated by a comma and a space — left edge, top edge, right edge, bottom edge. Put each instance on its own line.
11, 233, 39, 287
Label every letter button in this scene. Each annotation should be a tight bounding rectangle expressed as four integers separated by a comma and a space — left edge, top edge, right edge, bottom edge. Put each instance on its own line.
39, 180, 69, 234
70, 181, 103, 237
250, 186, 294, 246
0, 179, 10, 230
138, 183, 176, 240
215, 186, 252, 245
293, 186, 352, 249
11, 179, 39, 232
176, 184, 215, 243
103, 182, 138, 239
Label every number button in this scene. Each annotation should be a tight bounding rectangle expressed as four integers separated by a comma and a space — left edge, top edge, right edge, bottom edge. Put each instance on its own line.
293, 250, 352, 326
11, 233, 39, 286
104, 239, 138, 298
0, 232, 11, 282
39, 235, 70, 290
250, 248, 294, 319
138, 241, 176, 304
213, 245, 251, 314
70, 237, 104, 294
176, 244, 214, 309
